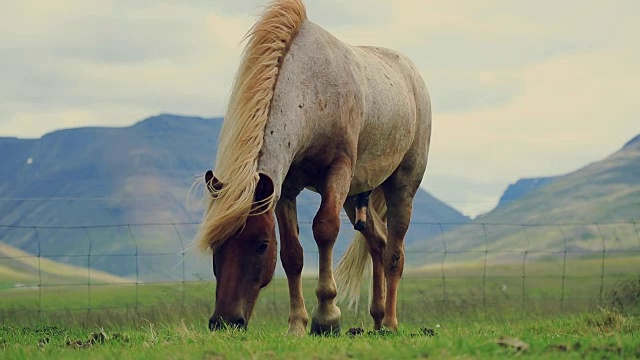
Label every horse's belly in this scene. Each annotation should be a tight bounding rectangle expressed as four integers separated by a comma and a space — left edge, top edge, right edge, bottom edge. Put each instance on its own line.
346, 52, 417, 194
349, 159, 400, 195
349, 117, 415, 194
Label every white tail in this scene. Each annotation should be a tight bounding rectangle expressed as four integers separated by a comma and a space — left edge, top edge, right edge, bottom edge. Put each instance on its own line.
335, 187, 387, 310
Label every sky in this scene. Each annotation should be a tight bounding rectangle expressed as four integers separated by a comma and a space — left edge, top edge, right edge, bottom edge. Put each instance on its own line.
1, 0, 638, 217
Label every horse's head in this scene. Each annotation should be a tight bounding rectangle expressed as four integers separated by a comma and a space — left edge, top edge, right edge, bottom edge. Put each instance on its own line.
204, 171, 278, 331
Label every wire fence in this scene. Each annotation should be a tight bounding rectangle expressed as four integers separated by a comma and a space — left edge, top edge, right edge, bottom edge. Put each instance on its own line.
1, 220, 639, 325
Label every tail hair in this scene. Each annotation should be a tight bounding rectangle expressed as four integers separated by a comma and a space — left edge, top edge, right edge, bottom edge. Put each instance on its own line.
335, 187, 387, 311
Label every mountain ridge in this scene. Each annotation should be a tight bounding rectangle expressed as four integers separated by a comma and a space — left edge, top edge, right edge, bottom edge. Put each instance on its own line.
495, 176, 558, 210
0, 114, 469, 280
408, 133, 640, 265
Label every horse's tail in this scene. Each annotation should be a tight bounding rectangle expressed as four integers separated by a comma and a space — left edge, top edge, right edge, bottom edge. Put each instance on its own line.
335, 187, 387, 311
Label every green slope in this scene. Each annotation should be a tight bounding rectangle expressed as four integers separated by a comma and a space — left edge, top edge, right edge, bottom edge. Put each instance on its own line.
408, 135, 640, 265
0, 242, 130, 290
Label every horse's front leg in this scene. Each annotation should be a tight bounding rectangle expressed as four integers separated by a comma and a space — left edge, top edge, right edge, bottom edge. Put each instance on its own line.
275, 196, 308, 336
310, 158, 353, 335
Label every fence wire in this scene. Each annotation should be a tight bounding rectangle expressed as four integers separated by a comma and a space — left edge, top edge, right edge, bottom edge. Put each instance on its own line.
1, 220, 639, 325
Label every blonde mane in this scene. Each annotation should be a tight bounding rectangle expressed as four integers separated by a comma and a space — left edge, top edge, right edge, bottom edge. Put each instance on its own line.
195, 0, 307, 252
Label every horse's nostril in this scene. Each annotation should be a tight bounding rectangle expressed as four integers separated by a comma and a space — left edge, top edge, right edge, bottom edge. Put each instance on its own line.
229, 316, 247, 328
209, 315, 247, 331
209, 316, 224, 331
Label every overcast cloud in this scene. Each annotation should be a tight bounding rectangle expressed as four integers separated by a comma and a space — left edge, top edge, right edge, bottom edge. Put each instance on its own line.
1, 0, 638, 217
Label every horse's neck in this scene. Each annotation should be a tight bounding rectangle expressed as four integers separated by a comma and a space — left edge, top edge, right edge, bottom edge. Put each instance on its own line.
257, 20, 426, 200
257, 116, 299, 203
256, 23, 319, 201
256, 22, 345, 201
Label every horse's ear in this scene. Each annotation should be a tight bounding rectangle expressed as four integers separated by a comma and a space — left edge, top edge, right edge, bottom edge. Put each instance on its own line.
254, 173, 274, 207
205, 170, 223, 198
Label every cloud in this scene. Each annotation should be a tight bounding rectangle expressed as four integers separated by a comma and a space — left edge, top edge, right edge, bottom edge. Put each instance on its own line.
430, 48, 640, 178
0, 0, 638, 216
0, 0, 254, 136
425, 47, 640, 216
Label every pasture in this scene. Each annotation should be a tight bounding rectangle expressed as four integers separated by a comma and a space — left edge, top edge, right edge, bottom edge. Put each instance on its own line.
1, 257, 638, 359
2, 0, 639, 357
2, 314, 639, 359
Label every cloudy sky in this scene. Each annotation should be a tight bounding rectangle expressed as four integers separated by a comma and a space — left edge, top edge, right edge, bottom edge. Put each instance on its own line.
1, 0, 638, 217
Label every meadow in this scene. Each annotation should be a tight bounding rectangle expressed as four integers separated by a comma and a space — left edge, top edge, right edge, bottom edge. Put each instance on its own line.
1, 256, 639, 359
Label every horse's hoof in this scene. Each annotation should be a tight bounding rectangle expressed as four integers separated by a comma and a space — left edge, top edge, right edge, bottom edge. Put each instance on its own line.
310, 320, 341, 336
367, 328, 395, 336
286, 325, 307, 337
354, 220, 366, 232
346, 327, 364, 336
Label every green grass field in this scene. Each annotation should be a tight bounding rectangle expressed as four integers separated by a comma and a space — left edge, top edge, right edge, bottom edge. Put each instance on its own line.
1, 256, 638, 359
1, 312, 638, 359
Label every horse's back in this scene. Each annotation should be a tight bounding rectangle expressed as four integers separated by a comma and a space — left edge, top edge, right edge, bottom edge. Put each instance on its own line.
264, 20, 431, 195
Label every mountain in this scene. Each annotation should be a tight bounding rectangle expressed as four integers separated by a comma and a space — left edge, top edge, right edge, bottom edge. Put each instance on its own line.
624, 134, 640, 149
408, 134, 640, 265
0, 114, 469, 280
496, 176, 557, 209
0, 116, 220, 225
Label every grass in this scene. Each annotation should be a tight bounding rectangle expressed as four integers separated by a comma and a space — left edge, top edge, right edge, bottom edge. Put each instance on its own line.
1, 256, 638, 358
1, 256, 638, 324
0, 311, 639, 359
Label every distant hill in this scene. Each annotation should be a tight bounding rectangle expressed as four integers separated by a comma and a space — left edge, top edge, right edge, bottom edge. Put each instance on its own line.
491, 133, 640, 213
495, 176, 558, 209
408, 134, 640, 265
0, 242, 130, 290
0, 114, 469, 280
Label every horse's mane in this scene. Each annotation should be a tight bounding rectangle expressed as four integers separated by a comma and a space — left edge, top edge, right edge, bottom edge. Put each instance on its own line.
195, 0, 307, 252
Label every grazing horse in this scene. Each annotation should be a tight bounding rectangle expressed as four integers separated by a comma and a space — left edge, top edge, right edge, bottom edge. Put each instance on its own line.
196, 0, 431, 335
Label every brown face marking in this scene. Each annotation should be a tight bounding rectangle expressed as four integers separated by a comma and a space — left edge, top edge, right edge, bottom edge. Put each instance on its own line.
209, 174, 277, 330
209, 211, 277, 330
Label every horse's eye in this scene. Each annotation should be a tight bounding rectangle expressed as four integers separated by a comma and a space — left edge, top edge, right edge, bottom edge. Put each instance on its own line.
256, 241, 269, 255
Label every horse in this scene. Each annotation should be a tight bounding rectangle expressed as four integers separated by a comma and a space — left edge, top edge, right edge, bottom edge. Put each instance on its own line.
196, 0, 431, 335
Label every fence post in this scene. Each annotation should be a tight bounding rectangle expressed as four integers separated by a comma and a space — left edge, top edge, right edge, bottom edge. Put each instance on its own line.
84, 227, 93, 313
520, 225, 530, 318
481, 224, 489, 319
438, 223, 447, 313
127, 225, 140, 313
172, 224, 187, 308
596, 223, 606, 306
34, 227, 42, 318
557, 225, 568, 312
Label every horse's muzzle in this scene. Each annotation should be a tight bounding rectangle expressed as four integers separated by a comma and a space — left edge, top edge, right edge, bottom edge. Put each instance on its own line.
208, 315, 247, 331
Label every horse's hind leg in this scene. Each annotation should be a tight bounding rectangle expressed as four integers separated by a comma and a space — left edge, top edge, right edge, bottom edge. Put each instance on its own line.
310, 158, 353, 335
275, 196, 308, 336
343, 189, 387, 329
380, 170, 424, 331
